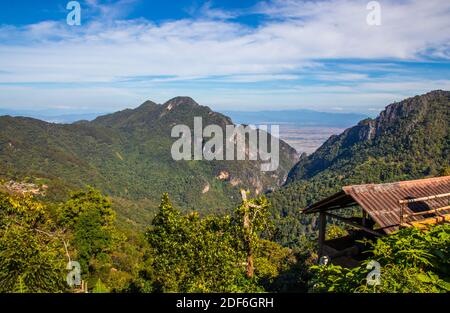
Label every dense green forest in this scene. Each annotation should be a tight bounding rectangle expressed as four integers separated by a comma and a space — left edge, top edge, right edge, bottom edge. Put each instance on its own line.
0, 90, 449, 293
0, 96, 298, 229
0, 188, 312, 293
1, 187, 449, 293
269, 90, 450, 246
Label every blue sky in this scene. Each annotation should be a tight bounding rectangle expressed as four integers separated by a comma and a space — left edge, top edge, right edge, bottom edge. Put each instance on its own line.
0, 0, 449, 114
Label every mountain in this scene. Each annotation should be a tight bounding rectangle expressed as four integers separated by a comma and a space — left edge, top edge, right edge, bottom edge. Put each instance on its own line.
0, 97, 298, 228
269, 90, 450, 245
2, 91, 448, 239
224, 109, 368, 127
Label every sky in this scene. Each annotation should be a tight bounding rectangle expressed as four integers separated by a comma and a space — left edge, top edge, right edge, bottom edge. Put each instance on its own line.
0, 0, 449, 114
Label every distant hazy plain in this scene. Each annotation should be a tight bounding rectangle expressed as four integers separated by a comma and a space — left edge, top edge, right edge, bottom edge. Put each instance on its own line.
277, 124, 345, 155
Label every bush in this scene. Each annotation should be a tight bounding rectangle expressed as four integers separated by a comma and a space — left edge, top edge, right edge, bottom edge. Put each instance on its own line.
309, 224, 450, 293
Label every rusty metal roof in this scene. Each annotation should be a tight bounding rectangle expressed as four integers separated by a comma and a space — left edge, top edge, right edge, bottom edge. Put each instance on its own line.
303, 176, 450, 233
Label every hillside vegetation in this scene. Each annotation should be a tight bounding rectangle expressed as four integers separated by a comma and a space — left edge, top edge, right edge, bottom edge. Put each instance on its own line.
269, 90, 450, 245
0, 90, 449, 293
1, 187, 448, 293
0, 97, 298, 229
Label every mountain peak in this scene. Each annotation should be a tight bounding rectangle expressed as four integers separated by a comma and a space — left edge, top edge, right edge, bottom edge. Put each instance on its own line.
163, 96, 199, 109
138, 100, 159, 109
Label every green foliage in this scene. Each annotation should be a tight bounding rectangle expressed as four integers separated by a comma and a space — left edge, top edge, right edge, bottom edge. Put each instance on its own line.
14, 275, 29, 293
326, 225, 348, 240
0, 98, 298, 231
234, 194, 273, 269
145, 194, 252, 292
309, 224, 450, 293
57, 187, 115, 228
142, 193, 302, 293
270, 90, 450, 246
57, 187, 127, 290
0, 193, 66, 293
92, 279, 110, 293
0, 92, 448, 293
0, 188, 305, 294
309, 263, 367, 293
442, 165, 450, 176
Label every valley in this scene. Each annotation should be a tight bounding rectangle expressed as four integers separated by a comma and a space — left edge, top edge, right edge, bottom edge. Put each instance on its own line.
272, 125, 347, 155
0, 90, 449, 293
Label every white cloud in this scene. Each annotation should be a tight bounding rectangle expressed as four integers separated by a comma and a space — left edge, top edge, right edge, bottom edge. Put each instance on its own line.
189, 1, 241, 20
208, 74, 301, 83
84, 0, 139, 20
0, 0, 449, 83
358, 79, 450, 93
313, 73, 369, 81
0, 0, 448, 111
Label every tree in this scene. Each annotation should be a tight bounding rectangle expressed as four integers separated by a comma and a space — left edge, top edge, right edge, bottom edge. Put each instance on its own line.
309, 224, 450, 293
146, 193, 260, 292
142, 192, 294, 293
235, 190, 272, 278
0, 193, 66, 292
441, 165, 450, 176
57, 187, 118, 287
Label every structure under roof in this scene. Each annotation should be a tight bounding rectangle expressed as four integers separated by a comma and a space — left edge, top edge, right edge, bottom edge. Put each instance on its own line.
302, 176, 450, 266
304, 176, 450, 234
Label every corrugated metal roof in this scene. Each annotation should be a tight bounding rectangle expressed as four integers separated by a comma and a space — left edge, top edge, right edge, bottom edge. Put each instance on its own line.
303, 176, 450, 234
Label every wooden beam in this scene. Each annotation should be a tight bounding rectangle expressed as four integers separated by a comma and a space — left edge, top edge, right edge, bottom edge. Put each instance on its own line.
318, 212, 326, 257
399, 193, 450, 204
324, 212, 383, 237
401, 214, 450, 229
402, 205, 450, 218
302, 202, 357, 214
303, 192, 350, 213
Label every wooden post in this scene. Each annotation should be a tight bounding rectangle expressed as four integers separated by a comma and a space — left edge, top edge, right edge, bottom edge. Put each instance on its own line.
324, 212, 382, 237
362, 209, 367, 227
241, 189, 254, 279
318, 212, 326, 257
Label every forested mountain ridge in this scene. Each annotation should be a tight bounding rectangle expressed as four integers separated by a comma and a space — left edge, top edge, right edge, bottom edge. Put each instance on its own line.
0, 91, 449, 294
0, 97, 298, 228
270, 90, 450, 245
286, 90, 449, 182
